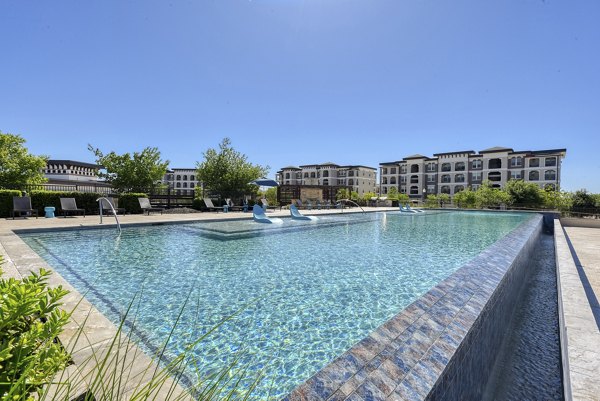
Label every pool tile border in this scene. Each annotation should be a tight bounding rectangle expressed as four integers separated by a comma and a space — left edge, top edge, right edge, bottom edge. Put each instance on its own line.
284, 214, 544, 401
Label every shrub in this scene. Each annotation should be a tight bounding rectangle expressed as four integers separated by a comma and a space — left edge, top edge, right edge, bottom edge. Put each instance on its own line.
0, 189, 22, 217
0, 259, 71, 400
27, 191, 102, 218
117, 193, 147, 214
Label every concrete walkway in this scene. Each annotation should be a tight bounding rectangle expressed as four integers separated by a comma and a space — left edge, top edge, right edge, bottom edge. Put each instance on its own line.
556, 220, 600, 400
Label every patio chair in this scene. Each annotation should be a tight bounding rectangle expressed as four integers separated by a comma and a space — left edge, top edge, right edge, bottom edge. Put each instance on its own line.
225, 198, 244, 212
138, 198, 163, 215
100, 197, 125, 215
12, 196, 38, 219
253, 204, 282, 224
203, 198, 222, 212
260, 198, 277, 211
59, 197, 85, 218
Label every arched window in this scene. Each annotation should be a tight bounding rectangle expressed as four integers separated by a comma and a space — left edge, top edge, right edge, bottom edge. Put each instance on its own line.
310, 172, 316, 178
441, 163, 451, 172
176, 175, 181, 180
529, 171, 539, 181
441, 186, 451, 194
455, 162, 465, 171
411, 165, 419, 173
529, 158, 539, 168
390, 177, 397, 185
410, 186, 419, 195
488, 171, 501, 181
183, 182, 187, 188
544, 170, 556, 181
176, 182, 181, 188
400, 165, 407, 174
410, 175, 418, 183
441, 174, 451, 183
190, 175, 195, 181
285, 173, 290, 179
348, 179, 354, 185
454, 185, 464, 193
304, 172, 309, 178
455, 174, 465, 183
323, 170, 329, 177
488, 158, 501, 169
190, 183, 195, 188
183, 175, 187, 180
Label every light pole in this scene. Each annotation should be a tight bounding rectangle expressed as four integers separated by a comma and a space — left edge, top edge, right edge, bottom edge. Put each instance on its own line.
422, 187, 427, 205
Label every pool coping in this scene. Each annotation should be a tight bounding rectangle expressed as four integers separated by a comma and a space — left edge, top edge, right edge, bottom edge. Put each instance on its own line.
554, 219, 600, 400
284, 213, 544, 400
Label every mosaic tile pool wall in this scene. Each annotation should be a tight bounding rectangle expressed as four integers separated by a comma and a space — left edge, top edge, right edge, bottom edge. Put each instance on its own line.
286, 214, 544, 400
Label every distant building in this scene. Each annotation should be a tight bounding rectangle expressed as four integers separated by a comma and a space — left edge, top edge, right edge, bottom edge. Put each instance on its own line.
41, 160, 111, 191
379, 146, 566, 200
163, 168, 200, 196
276, 162, 377, 205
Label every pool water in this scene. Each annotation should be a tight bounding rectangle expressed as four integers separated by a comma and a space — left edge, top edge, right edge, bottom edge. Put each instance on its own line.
22, 211, 533, 398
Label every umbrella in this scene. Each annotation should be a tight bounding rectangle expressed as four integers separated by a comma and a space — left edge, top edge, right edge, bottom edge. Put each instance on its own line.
249, 178, 279, 187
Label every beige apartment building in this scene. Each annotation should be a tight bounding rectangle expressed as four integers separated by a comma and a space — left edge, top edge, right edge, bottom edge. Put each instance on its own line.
276, 162, 377, 205
163, 168, 200, 196
379, 146, 566, 200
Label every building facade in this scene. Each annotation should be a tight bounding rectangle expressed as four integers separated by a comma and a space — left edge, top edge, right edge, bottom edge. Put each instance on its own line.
163, 168, 200, 196
276, 162, 377, 204
379, 147, 566, 200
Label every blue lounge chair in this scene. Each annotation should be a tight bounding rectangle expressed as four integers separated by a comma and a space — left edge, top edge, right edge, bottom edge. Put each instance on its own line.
253, 204, 283, 224
290, 204, 315, 221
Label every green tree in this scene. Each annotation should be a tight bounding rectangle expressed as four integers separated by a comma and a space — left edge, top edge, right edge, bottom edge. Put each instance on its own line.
264, 187, 278, 206
504, 179, 543, 207
362, 191, 376, 201
571, 189, 596, 208
89, 145, 169, 193
336, 188, 350, 200
196, 138, 269, 199
386, 186, 399, 201
541, 188, 572, 211
438, 193, 451, 207
475, 181, 511, 208
0, 132, 47, 189
425, 194, 438, 208
397, 193, 410, 205
453, 188, 477, 208
350, 191, 359, 201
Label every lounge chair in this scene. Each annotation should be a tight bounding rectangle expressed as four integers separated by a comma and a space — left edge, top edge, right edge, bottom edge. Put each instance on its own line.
253, 204, 282, 224
225, 198, 244, 212
290, 205, 316, 221
59, 197, 85, 218
203, 198, 222, 212
100, 197, 125, 215
12, 196, 38, 219
260, 198, 277, 211
138, 198, 163, 215
295, 199, 304, 209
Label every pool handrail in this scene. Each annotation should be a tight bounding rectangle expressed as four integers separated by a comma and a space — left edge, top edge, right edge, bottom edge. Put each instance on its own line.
97, 197, 122, 234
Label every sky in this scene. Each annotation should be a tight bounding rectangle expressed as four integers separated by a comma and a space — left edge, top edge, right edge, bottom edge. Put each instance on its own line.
1, 0, 599, 192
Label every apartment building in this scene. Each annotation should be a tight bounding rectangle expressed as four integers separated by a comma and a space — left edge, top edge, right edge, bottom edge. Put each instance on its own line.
163, 168, 200, 195
276, 162, 377, 204
380, 146, 566, 199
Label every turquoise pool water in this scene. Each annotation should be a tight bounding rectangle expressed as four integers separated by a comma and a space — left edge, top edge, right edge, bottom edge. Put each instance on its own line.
21, 211, 533, 398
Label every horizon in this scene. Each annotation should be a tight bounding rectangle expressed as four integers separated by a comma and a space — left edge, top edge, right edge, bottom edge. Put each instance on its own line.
1, 1, 598, 192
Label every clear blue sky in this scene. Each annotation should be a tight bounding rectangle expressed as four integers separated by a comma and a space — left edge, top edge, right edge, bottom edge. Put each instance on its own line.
1, 1, 598, 192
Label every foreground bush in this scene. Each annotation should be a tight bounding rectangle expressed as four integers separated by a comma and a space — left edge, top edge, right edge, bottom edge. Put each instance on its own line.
0, 258, 71, 400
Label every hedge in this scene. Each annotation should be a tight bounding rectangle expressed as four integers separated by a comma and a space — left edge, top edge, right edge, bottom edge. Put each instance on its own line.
0, 191, 149, 218
0, 190, 23, 218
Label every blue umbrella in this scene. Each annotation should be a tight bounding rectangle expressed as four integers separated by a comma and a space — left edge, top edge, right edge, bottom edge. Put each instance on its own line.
249, 178, 279, 187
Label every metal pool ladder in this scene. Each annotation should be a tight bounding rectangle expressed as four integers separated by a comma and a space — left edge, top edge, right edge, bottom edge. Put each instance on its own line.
338, 199, 366, 213
97, 197, 122, 234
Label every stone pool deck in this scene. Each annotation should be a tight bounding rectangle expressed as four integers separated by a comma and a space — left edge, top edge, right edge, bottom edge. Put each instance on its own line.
0, 207, 394, 400
556, 219, 600, 401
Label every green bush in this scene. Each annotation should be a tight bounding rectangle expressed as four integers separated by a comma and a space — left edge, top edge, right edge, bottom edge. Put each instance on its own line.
191, 198, 204, 211
0, 189, 22, 217
118, 193, 147, 214
0, 258, 71, 400
26, 191, 102, 218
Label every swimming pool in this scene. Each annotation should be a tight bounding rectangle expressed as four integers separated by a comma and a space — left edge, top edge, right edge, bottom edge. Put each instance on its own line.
20, 211, 534, 398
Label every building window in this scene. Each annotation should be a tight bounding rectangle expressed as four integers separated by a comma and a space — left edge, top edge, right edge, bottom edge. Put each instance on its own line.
441, 186, 451, 194
529, 158, 539, 168
310, 172, 316, 178
390, 167, 396, 174
390, 177, 397, 185
472, 172, 482, 181
427, 185, 435, 193
510, 157, 522, 167
488, 158, 502, 169
410, 186, 419, 195
410, 175, 418, 183
427, 174, 435, 183
382, 168, 388, 175
545, 157, 557, 167
427, 163, 436, 172
472, 184, 480, 191
176, 182, 181, 188
529, 171, 539, 181
455, 162, 465, 171
411, 165, 419, 173
176, 175, 181, 180
382, 177, 388, 184
323, 179, 329, 185
285, 173, 290, 179
348, 179, 354, 185
323, 170, 329, 177
455, 185, 464, 193
441, 163, 451, 172
183, 175, 187, 180
183, 182, 187, 188
400, 165, 407, 174
441, 174, 451, 183
455, 174, 465, 183
544, 170, 556, 180
488, 171, 501, 181
190, 175, 195, 181
190, 183, 195, 188
472, 159, 482, 169
510, 171, 522, 180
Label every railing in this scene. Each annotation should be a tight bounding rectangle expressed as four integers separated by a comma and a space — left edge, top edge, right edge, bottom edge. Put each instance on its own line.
97, 197, 122, 234
337, 199, 365, 213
